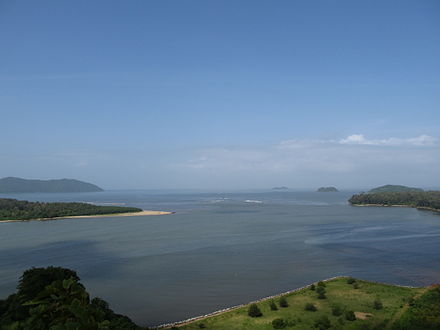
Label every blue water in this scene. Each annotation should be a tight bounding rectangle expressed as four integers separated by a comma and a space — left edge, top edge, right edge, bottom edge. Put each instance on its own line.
1, 190, 439, 326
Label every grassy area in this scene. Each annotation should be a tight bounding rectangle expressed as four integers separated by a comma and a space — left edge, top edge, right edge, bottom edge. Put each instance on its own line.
170, 277, 425, 330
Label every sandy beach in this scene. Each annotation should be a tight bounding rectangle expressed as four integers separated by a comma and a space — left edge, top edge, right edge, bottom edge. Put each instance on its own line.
0, 210, 174, 223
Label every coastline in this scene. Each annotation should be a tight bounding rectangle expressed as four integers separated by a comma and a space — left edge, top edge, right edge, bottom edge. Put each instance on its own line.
351, 203, 440, 213
156, 276, 420, 329
0, 210, 174, 223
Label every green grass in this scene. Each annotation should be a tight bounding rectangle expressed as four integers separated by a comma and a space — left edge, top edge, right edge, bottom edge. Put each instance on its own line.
171, 278, 424, 330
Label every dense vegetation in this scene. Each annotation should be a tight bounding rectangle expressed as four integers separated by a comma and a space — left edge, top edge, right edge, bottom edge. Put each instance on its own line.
368, 184, 423, 193
175, 278, 433, 330
0, 177, 103, 193
0, 198, 142, 221
393, 285, 440, 330
348, 191, 440, 211
317, 187, 338, 192
0, 267, 142, 329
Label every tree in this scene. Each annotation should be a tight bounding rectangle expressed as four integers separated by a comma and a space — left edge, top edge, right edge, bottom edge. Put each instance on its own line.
374, 299, 383, 310
248, 304, 262, 317
279, 296, 288, 308
314, 315, 331, 329
305, 303, 317, 311
310, 284, 316, 291
269, 300, 278, 311
332, 305, 343, 316
345, 310, 356, 321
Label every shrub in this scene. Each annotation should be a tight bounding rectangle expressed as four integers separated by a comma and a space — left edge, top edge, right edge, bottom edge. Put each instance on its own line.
345, 310, 356, 321
318, 292, 326, 299
305, 303, 317, 311
269, 300, 278, 311
248, 303, 262, 317
317, 281, 326, 287
310, 284, 316, 291
347, 277, 356, 284
374, 299, 383, 310
314, 315, 331, 330
198, 323, 206, 328
332, 305, 343, 316
272, 318, 287, 329
279, 296, 288, 308
316, 286, 325, 294
353, 283, 359, 289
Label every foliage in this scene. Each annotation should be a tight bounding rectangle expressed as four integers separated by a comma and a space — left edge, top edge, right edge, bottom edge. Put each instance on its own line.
269, 300, 278, 311
392, 286, 440, 330
347, 277, 356, 284
374, 299, 383, 310
278, 296, 288, 308
310, 284, 316, 291
331, 305, 343, 316
305, 303, 317, 312
314, 315, 331, 329
271, 318, 287, 329
247, 303, 262, 317
0, 267, 140, 329
317, 281, 326, 287
0, 198, 142, 221
345, 310, 356, 321
348, 191, 440, 212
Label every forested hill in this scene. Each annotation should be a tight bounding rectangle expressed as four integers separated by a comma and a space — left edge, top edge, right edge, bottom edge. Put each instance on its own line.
0, 198, 142, 221
368, 184, 423, 193
348, 191, 440, 212
0, 177, 103, 193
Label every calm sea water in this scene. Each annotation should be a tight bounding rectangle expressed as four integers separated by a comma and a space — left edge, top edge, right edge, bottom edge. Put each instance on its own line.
1, 190, 439, 326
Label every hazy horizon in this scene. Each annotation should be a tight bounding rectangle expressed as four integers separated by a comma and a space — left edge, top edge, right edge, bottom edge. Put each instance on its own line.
1, 1, 439, 190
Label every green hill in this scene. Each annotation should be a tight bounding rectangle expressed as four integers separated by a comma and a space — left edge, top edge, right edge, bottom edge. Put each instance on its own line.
368, 185, 423, 193
0, 177, 103, 193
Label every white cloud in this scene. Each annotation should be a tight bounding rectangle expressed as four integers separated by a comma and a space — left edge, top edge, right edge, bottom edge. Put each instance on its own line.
339, 134, 437, 146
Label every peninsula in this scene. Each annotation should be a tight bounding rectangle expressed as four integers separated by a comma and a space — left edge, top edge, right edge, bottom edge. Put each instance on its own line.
0, 177, 103, 193
0, 198, 171, 222
348, 191, 440, 213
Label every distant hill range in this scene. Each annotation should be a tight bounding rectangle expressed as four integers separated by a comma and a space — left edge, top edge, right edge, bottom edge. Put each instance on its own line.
272, 186, 289, 190
368, 185, 423, 193
0, 177, 103, 193
317, 186, 338, 192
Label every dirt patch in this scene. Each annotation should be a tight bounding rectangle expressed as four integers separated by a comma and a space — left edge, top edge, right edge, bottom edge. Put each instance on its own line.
355, 312, 373, 320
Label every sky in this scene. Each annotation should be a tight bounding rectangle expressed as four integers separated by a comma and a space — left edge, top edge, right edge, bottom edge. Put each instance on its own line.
1, 0, 439, 190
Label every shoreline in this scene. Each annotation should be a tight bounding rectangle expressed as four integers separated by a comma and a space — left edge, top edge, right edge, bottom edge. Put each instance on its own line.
156, 276, 420, 329
350, 203, 440, 213
0, 210, 174, 223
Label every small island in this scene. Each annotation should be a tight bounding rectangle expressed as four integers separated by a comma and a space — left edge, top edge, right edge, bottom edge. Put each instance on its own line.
0, 177, 103, 193
348, 191, 440, 213
317, 186, 338, 192
368, 184, 423, 193
272, 186, 289, 190
0, 198, 171, 222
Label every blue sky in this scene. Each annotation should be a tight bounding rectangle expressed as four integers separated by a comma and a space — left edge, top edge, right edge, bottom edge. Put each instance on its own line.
1, 0, 439, 189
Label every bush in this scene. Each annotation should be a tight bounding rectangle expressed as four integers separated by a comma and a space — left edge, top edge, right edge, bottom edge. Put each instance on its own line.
310, 284, 316, 291
248, 303, 262, 317
269, 300, 278, 311
317, 281, 326, 287
374, 299, 383, 310
305, 303, 317, 311
347, 277, 356, 284
314, 315, 331, 330
279, 296, 288, 308
332, 305, 343, 316
198, 323, 206, 328
318, 292, 326, 299
316, 286, 325, 294
272, 318, 287, 329
345, 310, 356, 321
353, 283, 359, 289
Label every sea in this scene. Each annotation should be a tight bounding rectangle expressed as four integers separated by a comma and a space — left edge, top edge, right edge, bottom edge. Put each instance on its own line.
0, 190, 439, 326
